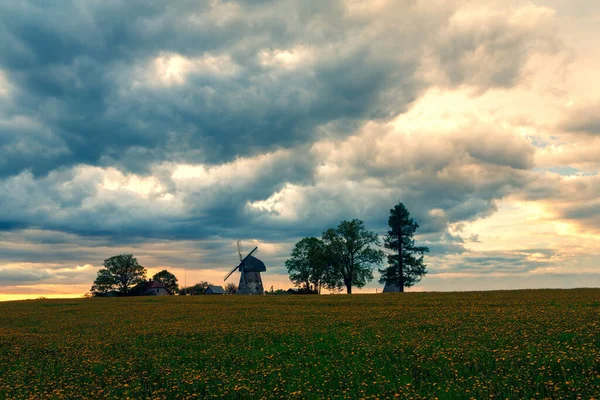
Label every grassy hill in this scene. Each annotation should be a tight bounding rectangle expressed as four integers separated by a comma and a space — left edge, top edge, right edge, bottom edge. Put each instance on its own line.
1, 289, 598, 399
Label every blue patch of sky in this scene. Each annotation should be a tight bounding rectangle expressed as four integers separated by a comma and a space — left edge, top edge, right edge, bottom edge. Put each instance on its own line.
528, 135, 551, 149
531, 166, 597, 176
548, 166, 583, 176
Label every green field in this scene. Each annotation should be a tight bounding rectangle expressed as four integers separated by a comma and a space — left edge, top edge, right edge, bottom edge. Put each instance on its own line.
1, 289, 599, 399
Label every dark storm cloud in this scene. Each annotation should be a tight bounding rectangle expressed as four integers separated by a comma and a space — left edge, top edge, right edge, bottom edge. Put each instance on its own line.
0, 0, 558, 178
429, 249, 558, 276
0, 0, 566, 285
0, 0, 425, 178
240, 124, 536, 253
0, 120, 533, 252
0, 268, 52, 284
0, 229, 271, 284
560, 101, 600, 135
0, 146, 320, 241
0, 116, 69, 177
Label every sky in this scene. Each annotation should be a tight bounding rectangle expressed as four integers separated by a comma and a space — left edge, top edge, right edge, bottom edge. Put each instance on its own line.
1, 0, 599, 300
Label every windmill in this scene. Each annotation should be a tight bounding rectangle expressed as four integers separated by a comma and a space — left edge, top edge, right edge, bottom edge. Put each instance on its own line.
223, 241, 266, 295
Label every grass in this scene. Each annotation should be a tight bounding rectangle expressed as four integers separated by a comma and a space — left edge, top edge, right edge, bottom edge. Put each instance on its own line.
0, 289, 599, 399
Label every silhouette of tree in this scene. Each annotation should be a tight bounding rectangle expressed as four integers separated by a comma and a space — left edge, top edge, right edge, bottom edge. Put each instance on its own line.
91, 254, 146, 296
225, 282, 238, 294
322, 219, 384, 294
90, 269, 118, 296
379, 203, 429, 292
152, 270, 179, 294
286, 237, 328, 293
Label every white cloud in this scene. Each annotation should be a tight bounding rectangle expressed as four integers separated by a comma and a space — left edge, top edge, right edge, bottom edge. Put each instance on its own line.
258, 46, 315, 70
0, 69, 9, 97
138, 52, 240, 87
101, 168, 167, 198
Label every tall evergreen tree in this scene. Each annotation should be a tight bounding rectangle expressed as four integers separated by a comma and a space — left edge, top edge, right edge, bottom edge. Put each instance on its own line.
379, 203, 429, 292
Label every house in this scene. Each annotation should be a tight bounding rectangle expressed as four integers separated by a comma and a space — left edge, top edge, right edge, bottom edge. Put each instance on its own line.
205, 285, 226, 295
131, 280, 171, 296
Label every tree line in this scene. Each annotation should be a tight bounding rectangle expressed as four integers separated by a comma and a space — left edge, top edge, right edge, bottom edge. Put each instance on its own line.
180, 282, 238, 295
89, 254, 238, 296
90, 202, 427, 296
286, 202, 429, 294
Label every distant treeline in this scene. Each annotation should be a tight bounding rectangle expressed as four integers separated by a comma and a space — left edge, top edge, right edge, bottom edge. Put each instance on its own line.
89, 202, 428, 297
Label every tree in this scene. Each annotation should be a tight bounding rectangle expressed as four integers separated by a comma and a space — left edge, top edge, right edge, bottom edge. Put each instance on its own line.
378, 203, 429, 292
90, 254, 147, 296
90, 268, 118, 296
152, 270, 179, 294
180, 281, 212, 295
322, 219, 385, 294
322, 267, 345, 293
285, 237, 328, 293
225, 283, 238, 295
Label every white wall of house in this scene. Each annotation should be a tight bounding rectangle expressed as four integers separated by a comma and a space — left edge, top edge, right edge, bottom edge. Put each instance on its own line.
150, 288, 170, 296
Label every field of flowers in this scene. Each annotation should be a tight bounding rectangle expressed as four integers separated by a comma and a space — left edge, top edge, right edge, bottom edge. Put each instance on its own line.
0, 289, 598, 399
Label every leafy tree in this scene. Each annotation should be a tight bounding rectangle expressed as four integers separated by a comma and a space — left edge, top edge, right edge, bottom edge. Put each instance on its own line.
285, 237, 328, 293
322, 219, 384, 294
379, 203, 429, 292
322, 268, 345, 293
225, 283, 238, 295
152, 270, 179, 294
90, 269, 118, 296
90, 254, 147, 296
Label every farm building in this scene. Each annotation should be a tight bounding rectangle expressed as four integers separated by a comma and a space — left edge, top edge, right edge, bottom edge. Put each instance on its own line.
205, 285, 226, 295
383, 282, 402, 293
131, 280, 171, 296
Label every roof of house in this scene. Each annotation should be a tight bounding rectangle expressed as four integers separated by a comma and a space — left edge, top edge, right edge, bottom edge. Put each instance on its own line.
148, 281, 167, 289
206, 285, 226, 294
131, 280, 169, 294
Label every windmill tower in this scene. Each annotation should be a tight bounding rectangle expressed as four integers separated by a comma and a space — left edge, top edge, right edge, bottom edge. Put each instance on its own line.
224, 241, 266, 295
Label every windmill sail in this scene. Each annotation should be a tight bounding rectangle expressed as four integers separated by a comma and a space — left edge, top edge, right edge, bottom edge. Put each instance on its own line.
223, 264, 239, 281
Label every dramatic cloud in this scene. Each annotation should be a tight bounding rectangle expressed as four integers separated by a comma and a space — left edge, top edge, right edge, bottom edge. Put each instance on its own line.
0, 0, 599, 298
0, 268, 52, 284
520, 172, 600, 232
560, 100, 600, 135
0, 0, 559, 177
